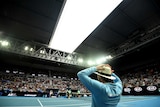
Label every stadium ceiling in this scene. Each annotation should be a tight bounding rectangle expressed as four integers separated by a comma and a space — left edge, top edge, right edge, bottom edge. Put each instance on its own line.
0, 0, 160, 72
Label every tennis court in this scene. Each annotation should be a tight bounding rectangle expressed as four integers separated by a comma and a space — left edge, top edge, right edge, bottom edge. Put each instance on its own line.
0, 96, 159, 107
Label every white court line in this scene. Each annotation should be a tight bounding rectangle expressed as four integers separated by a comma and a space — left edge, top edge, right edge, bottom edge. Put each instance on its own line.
37, 99, 43, 107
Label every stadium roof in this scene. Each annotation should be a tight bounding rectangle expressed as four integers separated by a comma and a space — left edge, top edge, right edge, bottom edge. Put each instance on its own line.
0, 0, 160, 72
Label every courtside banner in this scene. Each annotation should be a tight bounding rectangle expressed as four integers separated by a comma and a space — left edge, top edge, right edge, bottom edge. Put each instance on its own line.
123, 86, 160, 95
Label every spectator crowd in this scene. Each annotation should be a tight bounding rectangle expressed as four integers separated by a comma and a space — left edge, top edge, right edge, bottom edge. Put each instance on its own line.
0, 69, 89, 97
0, 63, 160, 96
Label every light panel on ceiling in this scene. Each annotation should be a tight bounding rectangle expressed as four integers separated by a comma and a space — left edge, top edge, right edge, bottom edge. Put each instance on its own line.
49, 0, 122, 53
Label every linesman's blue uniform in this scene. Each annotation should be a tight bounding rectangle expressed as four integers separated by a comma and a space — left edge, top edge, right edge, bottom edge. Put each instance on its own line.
77, 67, 122, 107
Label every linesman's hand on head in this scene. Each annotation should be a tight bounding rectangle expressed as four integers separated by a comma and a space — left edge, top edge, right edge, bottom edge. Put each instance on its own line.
96, 64, 114, 73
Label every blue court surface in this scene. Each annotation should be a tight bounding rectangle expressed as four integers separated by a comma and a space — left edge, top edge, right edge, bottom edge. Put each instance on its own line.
0, 96, 159, 107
